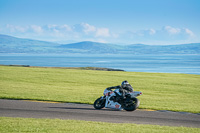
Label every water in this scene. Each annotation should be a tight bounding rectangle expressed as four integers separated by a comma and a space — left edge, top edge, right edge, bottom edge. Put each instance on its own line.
0, 54, 200, 74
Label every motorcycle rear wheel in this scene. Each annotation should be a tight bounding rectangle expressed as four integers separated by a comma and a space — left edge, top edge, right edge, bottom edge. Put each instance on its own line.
94, 97, 105, 109
123, 97, 139, 111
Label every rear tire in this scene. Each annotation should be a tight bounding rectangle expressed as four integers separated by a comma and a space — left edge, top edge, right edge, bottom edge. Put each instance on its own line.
94, 97, 105, 109
124, 97, 138, 111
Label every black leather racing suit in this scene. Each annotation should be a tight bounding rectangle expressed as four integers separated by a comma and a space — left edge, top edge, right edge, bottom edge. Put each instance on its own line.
106, 84, 133, 99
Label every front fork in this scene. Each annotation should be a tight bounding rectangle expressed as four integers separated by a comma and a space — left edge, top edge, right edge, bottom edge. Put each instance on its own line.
99, 96, 106, 105
100, 96, 106, 100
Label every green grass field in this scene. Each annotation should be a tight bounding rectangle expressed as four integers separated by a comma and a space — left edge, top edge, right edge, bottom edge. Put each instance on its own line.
0, 117, 199, 133
0, 65, 200, 113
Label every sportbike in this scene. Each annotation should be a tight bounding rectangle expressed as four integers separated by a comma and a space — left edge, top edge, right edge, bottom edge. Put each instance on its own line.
94, 88, 142, 111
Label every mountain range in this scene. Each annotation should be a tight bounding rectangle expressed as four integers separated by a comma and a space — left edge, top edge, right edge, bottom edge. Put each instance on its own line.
0, 34, 200, 54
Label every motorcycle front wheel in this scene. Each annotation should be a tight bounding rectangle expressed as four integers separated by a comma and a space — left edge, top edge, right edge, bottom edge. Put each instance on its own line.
94, 97, 105, 109
123, 97, 139, 111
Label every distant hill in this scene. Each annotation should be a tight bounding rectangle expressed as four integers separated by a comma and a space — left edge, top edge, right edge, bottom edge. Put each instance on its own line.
125, 43, 200, 54
0, 34, 59, 53
58, 41, 120, 53
0, 34, 200, 54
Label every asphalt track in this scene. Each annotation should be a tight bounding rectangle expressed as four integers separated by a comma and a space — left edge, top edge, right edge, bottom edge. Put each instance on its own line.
0, 99, 199, 128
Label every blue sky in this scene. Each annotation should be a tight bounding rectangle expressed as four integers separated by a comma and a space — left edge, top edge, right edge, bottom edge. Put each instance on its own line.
0, 0, 199, 45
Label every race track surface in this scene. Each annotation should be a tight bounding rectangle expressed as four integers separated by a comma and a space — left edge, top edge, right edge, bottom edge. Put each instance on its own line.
0, 99, 199, 128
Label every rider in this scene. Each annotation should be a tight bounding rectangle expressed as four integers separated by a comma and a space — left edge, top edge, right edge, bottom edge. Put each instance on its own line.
106, 80, 134, 99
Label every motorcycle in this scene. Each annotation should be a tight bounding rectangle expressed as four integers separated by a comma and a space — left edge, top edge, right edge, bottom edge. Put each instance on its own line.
94, 88, 142, 111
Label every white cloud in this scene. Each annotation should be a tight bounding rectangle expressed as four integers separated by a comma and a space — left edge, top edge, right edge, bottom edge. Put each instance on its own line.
6, 24, 27, 33
47, 24, 57, 29
119, 26, 197, 45
81, 23, 96, 34
185, 28, 195, 37
164, 26, 181, 34
149, 28, 156, 35
1, 24, 198, 44
30, 25, 43, 33
96, 28, 110, 37
62, 24, 72, 31
3, 23, 112, 40
72, 23, 111, 38
47, 24, 72, 32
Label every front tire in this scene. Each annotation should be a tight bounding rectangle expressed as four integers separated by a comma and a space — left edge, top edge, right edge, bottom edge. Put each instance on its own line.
123, 97, 139, 111
94, 97, 105, 109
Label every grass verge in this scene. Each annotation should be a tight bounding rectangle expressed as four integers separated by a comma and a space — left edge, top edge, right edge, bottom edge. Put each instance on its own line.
0, 65, 200, 113
0, 117, 199, 133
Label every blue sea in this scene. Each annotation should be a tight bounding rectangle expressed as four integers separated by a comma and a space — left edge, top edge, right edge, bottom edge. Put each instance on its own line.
0, 54, 200, 74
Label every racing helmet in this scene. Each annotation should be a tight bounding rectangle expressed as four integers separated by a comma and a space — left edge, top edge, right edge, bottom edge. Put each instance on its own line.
121, 80, 130, 88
